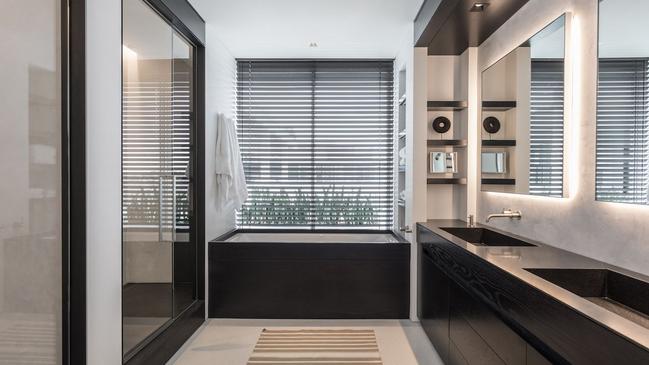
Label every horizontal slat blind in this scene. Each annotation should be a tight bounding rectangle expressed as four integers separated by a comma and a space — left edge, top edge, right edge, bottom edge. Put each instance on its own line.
596, 59, 649, 204
529, 60, 564, 197
236, 60, 394, 229
122, 76, 191, 229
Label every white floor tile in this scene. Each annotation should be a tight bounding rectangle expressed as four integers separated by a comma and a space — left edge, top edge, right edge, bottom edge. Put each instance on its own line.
168, 319, 443, 365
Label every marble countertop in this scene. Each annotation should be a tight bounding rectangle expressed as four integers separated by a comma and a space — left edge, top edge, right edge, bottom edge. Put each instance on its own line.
417, 219, 649, 350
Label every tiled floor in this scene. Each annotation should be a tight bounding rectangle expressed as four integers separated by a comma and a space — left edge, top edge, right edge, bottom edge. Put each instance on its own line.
168, 319, 443, 365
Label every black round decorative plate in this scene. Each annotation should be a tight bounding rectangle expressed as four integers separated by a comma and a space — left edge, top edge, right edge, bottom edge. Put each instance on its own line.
432, 116, 451, 134
483, 116, 501, 134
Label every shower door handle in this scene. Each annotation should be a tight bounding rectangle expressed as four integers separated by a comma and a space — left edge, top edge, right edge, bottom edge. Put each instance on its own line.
158, 175, 177, 243
158, 176, 164, 242
171, 175, 177, 243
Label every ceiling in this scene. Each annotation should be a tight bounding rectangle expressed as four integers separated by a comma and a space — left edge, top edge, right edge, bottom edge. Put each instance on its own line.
188, 0, 424, 59
415, 0, 530, 55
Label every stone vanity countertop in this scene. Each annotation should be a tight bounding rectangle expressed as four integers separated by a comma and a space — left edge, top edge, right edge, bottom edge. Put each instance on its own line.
417, 219, 649, 351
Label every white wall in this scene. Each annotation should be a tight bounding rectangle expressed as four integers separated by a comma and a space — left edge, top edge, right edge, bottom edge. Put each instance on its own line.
477, 0, 649, 276
204, 24, 238, 314
86, 0, 122, 363
394, 30, 418, 321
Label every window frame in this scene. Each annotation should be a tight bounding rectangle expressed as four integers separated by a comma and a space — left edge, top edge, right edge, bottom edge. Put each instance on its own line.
236, 59, 395, 230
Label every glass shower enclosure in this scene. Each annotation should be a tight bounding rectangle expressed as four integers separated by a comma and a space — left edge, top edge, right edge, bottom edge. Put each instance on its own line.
122, 0, 197, 356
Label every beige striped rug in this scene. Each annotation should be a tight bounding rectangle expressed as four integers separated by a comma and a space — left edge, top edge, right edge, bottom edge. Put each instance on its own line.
247, 328, 383, 365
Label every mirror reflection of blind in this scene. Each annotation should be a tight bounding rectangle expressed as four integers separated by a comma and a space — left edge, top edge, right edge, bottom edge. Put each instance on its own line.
596, 60, 649, 204
530, 60, 564, 197
122, 72, 191, 229
236, 60, 394, 229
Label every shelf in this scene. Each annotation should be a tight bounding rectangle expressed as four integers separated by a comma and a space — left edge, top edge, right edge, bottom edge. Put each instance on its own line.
482, 101, 516, 111
482, 178, 516, 185
427, 100, 467, 111
427, 178, 467, 185
482, 139, 516, 147
428, 139, 467, 147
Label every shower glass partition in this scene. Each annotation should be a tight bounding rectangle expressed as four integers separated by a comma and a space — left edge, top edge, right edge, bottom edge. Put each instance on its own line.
122, 0, 197, 356
0, 0, 64, 363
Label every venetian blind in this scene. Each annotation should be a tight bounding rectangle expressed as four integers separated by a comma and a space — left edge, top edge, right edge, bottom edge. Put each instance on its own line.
529, 60, 565, 197
596, 59, 649, 204
236, 60, 394, 229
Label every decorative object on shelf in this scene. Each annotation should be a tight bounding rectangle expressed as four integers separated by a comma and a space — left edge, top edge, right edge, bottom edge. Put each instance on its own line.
432, 116, 451, 134
430, 152, 458, 174
483, 116, 501, 134
481, 152, 507, 173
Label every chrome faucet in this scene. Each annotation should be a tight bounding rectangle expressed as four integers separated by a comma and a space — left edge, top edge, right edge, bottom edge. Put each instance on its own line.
467, 214, 475, 227
486, 209, 522, 222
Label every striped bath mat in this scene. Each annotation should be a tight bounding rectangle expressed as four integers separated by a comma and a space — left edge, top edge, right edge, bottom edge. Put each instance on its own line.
247, 328, 383, 365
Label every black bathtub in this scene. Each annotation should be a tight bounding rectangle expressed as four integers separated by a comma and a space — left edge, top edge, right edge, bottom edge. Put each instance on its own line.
208, 229, 410, 319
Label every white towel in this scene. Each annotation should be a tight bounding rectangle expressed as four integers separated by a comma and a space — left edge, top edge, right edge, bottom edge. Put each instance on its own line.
215, 113, 248, 210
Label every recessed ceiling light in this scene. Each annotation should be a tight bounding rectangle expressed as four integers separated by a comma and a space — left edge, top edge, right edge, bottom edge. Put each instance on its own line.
470, 2, 489, 12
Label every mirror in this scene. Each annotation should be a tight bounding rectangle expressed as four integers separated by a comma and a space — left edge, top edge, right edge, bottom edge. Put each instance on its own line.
480, 14, 567, 197
596, 1, 649, 205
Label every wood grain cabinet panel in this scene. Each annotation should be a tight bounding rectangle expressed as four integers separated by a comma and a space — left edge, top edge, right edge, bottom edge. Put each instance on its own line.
420, 249, 450, 362
449, 282, 507, 365
526, 345, 552, 365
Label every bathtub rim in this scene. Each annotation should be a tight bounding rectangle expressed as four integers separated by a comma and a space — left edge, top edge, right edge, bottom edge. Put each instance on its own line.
210, 228, 409, 244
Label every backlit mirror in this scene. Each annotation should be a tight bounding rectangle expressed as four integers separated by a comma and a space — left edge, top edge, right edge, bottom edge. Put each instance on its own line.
480, 14, 567, 197
596, 0, 649, 205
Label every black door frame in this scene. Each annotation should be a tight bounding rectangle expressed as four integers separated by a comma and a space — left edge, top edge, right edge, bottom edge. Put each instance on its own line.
121, 1, 206, 364
63, 0, 87, 364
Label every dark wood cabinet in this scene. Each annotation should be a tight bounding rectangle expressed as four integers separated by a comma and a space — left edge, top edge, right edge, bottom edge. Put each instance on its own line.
449, 280, 523, 365
449, 339, 470, 365
418, 225, 550, 365
420, 249, 450, 362
526, 345, 552, 365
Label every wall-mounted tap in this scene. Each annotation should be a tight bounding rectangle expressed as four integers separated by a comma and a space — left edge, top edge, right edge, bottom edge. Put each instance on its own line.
486, 209, 522, 222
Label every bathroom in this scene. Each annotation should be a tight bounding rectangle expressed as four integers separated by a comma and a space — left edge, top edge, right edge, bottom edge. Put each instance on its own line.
2, 0, 649, 364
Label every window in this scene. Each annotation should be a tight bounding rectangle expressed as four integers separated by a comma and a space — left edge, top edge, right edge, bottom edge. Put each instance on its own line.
596, 60, 649, 204
236, 60, 394, 229
529, 60, 565, 197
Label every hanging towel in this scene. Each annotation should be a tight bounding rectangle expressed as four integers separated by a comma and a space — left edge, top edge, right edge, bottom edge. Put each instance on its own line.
215, 113, 248, 210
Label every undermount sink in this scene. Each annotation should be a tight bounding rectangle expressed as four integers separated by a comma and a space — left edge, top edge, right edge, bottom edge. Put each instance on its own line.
440, 227, 536, 247
526, 268, 649, 329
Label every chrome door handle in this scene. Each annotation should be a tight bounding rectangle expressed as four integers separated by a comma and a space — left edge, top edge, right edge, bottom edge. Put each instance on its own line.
158, 176, 164, 242
171, 175, 177, 243
158, 175, 176, 243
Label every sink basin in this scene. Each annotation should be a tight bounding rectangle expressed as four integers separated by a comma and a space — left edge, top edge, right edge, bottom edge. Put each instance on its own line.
526, 268, 649, 329
440, 227, 536, 247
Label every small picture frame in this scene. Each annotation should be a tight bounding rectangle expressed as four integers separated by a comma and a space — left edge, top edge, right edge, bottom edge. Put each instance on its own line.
429, 152, 458, 174
481, 152, 507, 173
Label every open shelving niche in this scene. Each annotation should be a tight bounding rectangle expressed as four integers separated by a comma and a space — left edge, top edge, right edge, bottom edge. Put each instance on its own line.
480, 98, 520, 192
424, 55, 470, 221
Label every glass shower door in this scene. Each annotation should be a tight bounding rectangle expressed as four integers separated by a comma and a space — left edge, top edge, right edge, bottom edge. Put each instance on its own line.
122, 0, 197, 356
122, 0, 174, 355
171, 33, 196, 318
0, 1, 63, 363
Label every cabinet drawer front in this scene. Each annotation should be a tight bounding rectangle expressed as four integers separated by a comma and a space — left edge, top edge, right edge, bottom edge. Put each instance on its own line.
450, 283, 506, 365
420, 249, 450, 362
462, 291, 526, 365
